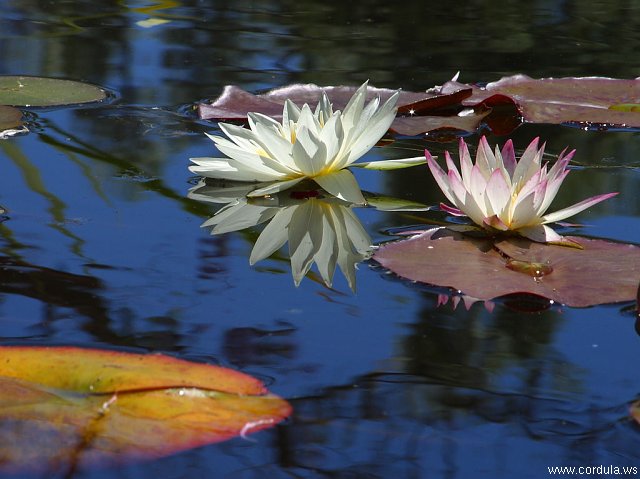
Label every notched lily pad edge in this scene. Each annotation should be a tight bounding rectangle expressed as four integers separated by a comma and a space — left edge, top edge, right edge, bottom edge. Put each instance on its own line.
369, 254, 565, 311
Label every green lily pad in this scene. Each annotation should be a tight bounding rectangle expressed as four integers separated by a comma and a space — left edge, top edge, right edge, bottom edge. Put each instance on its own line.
0, 105, 23, 131
0, 75, 108, 107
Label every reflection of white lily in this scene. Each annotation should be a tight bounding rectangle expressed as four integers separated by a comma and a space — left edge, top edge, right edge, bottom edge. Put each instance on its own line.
426, 136, 618, 244
189, 181, 372, 290
189, 81, 425, 204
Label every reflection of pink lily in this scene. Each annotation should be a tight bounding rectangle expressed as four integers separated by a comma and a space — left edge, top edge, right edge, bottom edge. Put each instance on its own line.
426, 136, 618, 244
437, 294, 495, 313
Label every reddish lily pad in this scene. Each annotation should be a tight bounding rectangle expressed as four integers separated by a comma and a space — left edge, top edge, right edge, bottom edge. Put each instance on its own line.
373, 228, 640, 307
198, 76, 640, 137
197, 83, 486, 136
0, 346, 291, 474
452, 75, 640, 129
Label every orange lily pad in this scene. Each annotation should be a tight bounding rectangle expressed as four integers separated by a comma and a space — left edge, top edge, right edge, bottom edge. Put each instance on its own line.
0, 346, 291, 474
373, 228, 640, 307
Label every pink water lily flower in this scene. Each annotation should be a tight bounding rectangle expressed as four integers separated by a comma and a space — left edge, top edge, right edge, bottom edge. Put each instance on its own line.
426, 136, 618, 244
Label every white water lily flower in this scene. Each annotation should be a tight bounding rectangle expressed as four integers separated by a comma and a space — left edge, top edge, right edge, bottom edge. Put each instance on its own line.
189, 81, 425, 204
426, 136, 618, 244
188, 181, 372, 290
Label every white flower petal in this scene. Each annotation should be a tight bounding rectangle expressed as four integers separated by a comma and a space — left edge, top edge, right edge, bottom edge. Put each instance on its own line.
189, 158, 280, 182
475, 136, 495, 178
295, 103, 322, 138
512, 137, 541, 187
485, 168, 511, 218
313, 206, 338, 287
249, 207, 296, 264
289, 201, 323, 286
342, 92, 398, 166
314, 169, 365, 204
509, 189, 540, 229
469, 165, 489, 216
315, 92, 334, 124
517, 224, 564, 243
318, 112, 344, 165
291, 126, 326, 175
248, 111, 284, 133
341, 81, 368, 133
208, 202, 279, 235
246, 177, 305, 197
448, 172, 486, 226
251, 121, 299, 171
333, 209, 368, 291
213, 141, 293, 177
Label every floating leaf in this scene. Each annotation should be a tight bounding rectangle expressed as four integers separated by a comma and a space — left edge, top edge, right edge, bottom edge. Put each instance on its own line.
198, 76, 640, 137
0, 75, 108, 107
455, 75, 640, 130
373, 228, 640, 307
0, 105, 22, 130
197, 83, 487, 136
0, 346, 291, 474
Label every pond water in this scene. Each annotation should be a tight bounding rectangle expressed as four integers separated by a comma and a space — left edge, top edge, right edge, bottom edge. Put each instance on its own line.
1, 1, 640, 478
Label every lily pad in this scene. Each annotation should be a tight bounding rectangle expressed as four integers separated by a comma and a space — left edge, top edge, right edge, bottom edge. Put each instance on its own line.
0, 104, 22, 129
452, 75, 640, 130
373, 228, 640, 307
0, 75, 108, 107
0, 104, 24, 137
198, 76, 640, 137
197, 83, 486, 136
0, 346, 291, 474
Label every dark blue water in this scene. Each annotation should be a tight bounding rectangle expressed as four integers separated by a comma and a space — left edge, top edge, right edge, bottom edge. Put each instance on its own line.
1, 1, 640, 477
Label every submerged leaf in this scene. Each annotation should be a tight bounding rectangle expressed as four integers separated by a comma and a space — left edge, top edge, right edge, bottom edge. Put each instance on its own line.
373, 228, 640, 307
0, 105, 22, 131
0, 75, 108, 107
0, 346, 291, 474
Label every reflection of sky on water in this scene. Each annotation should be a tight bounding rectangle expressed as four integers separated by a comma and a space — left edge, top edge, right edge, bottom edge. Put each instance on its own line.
0, 1, 640, 477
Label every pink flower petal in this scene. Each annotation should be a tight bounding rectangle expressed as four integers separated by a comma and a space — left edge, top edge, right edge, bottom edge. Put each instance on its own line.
426, 151, 458, 205
541, 192, 619, 224
537, 170, 569, 213
445, 151, 463, 184
517, 224, 582, 247
458, 138, 473, 186
500, 139, 517, 177
484, 214, 510, 231
439, 202, 466, 216
512, 137, 541, 186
